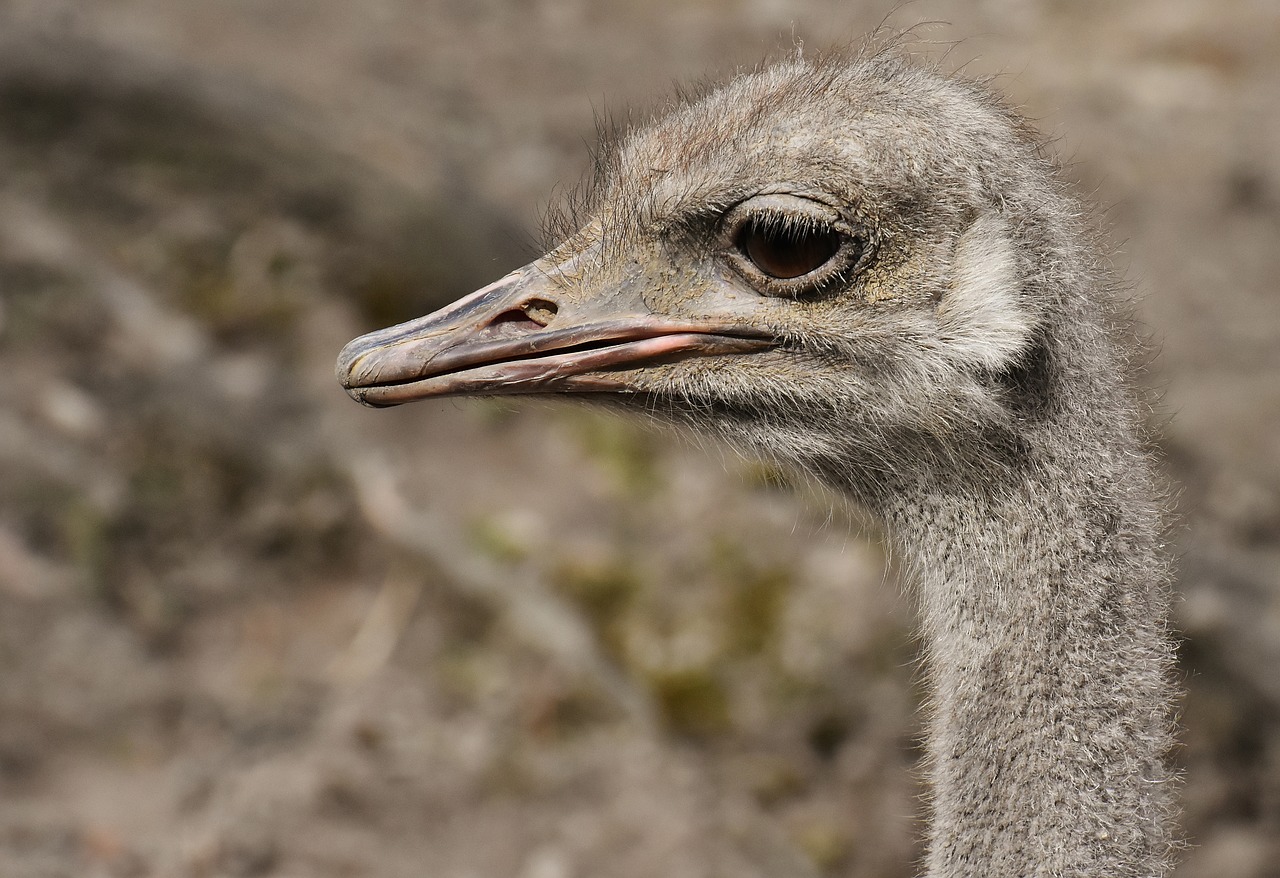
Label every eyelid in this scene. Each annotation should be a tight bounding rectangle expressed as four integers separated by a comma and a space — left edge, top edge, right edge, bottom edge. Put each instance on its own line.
721, 193, 848, 241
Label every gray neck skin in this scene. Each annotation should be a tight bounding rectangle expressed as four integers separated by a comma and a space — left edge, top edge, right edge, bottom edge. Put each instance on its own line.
865, 418, 1176, 877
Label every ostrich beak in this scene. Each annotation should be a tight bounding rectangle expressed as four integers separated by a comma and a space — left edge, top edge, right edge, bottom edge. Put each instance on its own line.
336, 261, 775, 407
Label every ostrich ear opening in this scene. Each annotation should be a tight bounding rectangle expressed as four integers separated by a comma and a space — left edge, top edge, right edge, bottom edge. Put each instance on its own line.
936, 213, 1037, 370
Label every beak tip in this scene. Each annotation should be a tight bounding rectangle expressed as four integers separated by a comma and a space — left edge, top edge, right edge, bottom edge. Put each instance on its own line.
335, 341, 361, 382
342, 385, 395, 408
338, 334, 388, 396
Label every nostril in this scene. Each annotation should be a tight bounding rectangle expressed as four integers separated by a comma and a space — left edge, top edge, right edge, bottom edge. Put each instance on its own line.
482, 299, 559, 338
490, 309, 542, 329
522, 299, 558, 327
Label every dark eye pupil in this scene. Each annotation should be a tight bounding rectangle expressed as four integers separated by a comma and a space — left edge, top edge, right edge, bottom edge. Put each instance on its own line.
739, 223, 840, 279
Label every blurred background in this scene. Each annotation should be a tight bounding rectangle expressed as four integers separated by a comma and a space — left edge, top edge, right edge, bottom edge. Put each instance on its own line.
0, 1, 1277, 876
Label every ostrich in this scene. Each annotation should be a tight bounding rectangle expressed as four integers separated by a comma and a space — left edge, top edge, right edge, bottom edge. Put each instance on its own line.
336, 50, 1177, 877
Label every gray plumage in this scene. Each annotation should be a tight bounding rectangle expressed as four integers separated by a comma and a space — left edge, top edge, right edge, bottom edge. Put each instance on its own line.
339, 46, 1179, 878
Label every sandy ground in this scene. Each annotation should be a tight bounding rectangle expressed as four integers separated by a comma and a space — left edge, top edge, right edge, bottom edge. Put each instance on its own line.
0, 1, 1278, 876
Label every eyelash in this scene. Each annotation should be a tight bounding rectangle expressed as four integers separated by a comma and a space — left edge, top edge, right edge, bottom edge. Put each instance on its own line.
738, 209, 827, 240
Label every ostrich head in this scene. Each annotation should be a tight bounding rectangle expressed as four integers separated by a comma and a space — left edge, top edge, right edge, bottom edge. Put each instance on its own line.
338, 53, 1103, 505
336, 51, 1177, 877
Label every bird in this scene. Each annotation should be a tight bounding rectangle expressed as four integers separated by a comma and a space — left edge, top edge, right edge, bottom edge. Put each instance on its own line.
336, 46, 1178, 878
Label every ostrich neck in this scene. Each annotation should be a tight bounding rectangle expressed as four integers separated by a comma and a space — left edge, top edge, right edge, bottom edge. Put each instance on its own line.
874, 433, 1176, 877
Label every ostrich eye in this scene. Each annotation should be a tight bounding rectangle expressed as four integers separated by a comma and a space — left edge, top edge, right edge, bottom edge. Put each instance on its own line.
737, 221, 841, 279
722, 194, 869, 296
